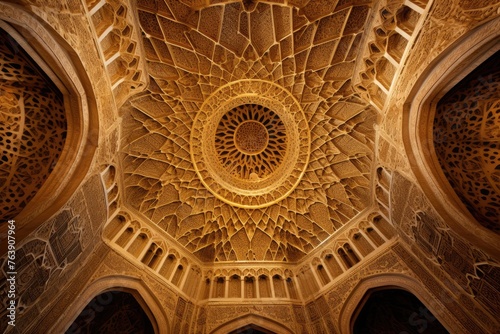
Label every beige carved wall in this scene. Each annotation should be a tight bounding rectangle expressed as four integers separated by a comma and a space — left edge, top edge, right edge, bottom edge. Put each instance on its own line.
0, 0, 499, 333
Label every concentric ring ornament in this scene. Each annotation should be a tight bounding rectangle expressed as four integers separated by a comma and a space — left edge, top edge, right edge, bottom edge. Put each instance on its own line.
191, 80, 311, 209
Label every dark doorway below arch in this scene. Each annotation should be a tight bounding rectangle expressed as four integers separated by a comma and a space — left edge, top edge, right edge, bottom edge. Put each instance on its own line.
229, 324, 276, 334
353, 289, 449, 334
66, 290, 155, 334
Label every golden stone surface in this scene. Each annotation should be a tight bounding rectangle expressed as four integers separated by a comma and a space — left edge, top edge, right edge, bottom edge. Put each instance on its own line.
234, 120, 269, 155
1, 0, 500, 333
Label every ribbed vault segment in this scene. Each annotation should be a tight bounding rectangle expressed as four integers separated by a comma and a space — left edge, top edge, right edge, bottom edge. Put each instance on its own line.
120, 0, 377, 262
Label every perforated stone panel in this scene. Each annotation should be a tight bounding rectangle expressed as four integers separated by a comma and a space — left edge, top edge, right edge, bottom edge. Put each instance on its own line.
434, 51, 500, 232
217, 106, 284, 178
233, 120, 270, 155
0, 28, 66, 220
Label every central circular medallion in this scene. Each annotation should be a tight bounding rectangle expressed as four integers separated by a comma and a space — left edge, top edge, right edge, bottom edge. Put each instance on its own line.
215, 104, 286, 180
191, 80, 310, 208
234, 120, 269, 155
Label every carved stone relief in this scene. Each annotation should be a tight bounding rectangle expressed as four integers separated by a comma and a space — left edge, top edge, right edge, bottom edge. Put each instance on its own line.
390, 170, 500, 332
1, 0, 499, 333
0, 209, 81, 333
0, 174, 107, 333
121, 1, 379, 262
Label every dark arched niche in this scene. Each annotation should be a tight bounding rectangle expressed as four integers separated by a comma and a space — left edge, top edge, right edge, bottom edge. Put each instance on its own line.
433, 50, 500, 232
353, 288, 449, 334
0, 26, 67, 220
66, 291, 155, 334
402, 18, 500, 259
0, 2, 99, 249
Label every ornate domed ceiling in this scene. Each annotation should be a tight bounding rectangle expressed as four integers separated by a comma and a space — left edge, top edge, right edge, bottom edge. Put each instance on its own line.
3, 1, 500, 333
120, 0, 378, 262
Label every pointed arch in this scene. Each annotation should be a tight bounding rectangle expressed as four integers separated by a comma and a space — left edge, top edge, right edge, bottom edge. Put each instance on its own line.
50, 275, 170, 334
211, 314, 294, 334
338, 273, 466, 334
0, 2, 98, 245
403, 17, 500, 259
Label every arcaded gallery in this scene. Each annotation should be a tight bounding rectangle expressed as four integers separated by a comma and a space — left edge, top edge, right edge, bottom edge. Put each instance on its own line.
0, 0, 499, 333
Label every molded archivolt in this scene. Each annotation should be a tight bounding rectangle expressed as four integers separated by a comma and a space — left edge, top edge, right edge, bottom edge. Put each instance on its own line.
67, 291, 155, 333
339, 275, 457, 334
211, 314, 295, 334
403, 17, 500, 258
352, 288, 448, 334
51, 276, 170, 334
121, 0, 378, 263
0, 4, 98, 241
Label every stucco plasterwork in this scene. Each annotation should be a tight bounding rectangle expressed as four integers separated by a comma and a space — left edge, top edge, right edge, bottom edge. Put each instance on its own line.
1, 0, 500, 333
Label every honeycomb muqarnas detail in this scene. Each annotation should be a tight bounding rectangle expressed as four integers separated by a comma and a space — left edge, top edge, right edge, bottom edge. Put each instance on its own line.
121, 0, 377, 262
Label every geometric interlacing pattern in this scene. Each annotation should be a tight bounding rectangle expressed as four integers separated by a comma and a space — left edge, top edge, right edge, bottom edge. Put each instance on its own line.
192, 80, 310, 209
122, 0, 377, 262
0, 28, 66, 220
5, 0, 500, 332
